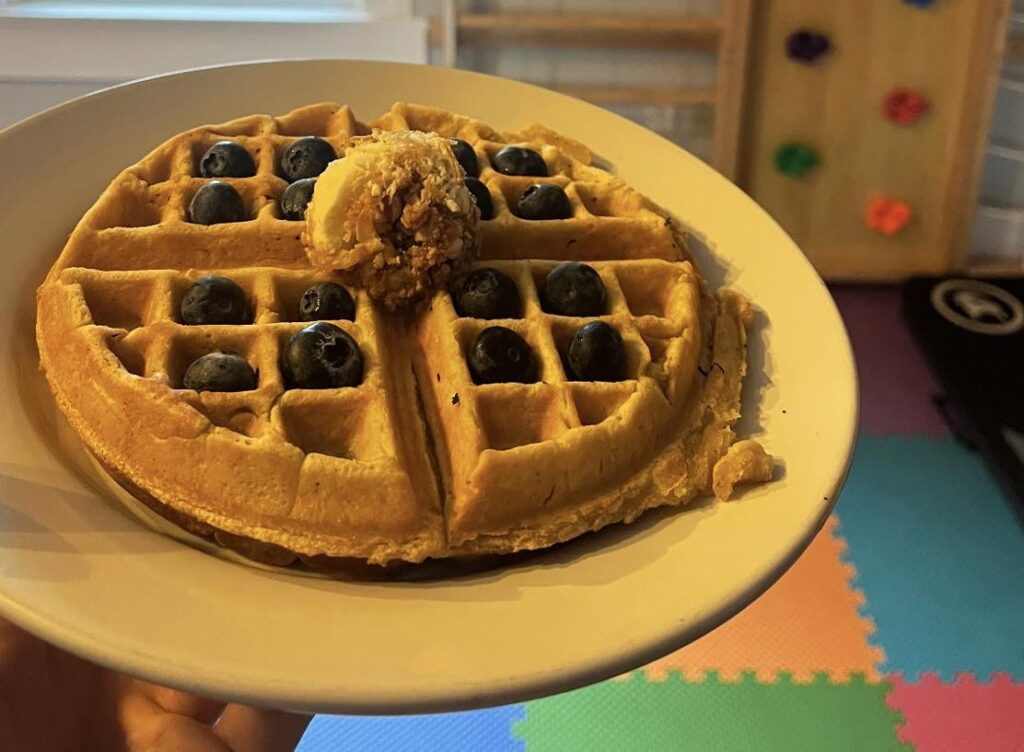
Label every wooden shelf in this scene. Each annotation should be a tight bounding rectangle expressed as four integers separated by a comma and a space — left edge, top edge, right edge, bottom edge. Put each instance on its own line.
430, 12, 722, 50
428, 1, 752, 180
551, 84, 717, 106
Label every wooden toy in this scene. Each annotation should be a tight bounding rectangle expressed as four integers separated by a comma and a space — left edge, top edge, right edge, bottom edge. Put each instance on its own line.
738, 0, 1011, 279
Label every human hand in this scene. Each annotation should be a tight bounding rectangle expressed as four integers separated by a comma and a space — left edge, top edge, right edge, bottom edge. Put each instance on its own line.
0, 616, 310, 751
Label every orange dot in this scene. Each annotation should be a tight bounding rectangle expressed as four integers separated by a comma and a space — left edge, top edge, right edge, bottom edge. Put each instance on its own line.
866, 197, 912, 235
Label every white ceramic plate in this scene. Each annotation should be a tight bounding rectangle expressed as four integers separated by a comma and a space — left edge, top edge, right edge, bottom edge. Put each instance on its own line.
0, 60, 856, 714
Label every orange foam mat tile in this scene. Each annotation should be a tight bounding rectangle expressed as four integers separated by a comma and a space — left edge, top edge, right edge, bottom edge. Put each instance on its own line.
641, 515, 885, 683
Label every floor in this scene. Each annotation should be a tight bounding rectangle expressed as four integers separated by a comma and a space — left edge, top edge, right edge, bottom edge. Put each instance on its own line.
297, 285, 1024, 751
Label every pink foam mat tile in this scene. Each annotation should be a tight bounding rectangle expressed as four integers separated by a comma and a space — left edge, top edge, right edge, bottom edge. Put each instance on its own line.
887, 672, 1024, 751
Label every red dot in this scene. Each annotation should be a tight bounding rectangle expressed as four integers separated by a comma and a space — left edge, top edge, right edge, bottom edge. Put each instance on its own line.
866, 197, 913, 235
883, 89, 930, 125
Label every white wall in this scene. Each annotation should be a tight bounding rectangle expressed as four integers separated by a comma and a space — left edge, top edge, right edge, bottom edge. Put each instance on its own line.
0, 14, 428, 129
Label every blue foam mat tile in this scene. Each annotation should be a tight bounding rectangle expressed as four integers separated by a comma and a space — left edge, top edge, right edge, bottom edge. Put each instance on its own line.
837, 434, 1024, 680
297, 705, 524, 752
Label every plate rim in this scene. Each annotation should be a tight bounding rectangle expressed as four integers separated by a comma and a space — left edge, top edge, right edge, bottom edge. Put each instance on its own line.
0, 58, 858, 714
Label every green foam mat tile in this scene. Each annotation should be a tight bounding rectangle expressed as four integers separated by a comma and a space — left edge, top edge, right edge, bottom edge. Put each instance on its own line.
514, 671, 909, 751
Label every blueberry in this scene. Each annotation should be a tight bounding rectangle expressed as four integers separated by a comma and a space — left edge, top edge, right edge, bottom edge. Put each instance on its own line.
465, 177, 494, 220
516, 184, 572, 220
540, 262, 606, 317
450, 138, 479, 177
567, 321, 627, 382
199, 141, 256, 178
188, 181, 246, 225
280, 137, 336, 182
298, 282, 355, 322
280, 178, 317, 220
183, 353, 257, 392
467, 326, 536, 385
282, 322, 362, 389
491, 146, 547, 177
453, 268, 520, 319
180, 276, 252, 325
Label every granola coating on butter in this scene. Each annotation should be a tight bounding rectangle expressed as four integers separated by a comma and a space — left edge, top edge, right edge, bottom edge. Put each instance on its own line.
303, 129, 481, 309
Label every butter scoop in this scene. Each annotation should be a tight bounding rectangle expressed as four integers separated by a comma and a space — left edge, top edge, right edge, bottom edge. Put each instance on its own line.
303, 129, 481, 310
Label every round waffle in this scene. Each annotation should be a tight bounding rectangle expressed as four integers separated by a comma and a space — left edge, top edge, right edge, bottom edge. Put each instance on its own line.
36, 102, 771, 567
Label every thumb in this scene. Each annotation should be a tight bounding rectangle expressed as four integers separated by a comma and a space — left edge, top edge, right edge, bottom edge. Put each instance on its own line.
214, 704, 312, 752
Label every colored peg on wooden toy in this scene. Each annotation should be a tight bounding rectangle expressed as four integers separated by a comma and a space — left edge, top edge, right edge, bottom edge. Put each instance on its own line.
883, 89, 930, 125
774, 143, 820, 177
903, 0, 936, 8
866, 198, 913, 235
786, 30, 832, 64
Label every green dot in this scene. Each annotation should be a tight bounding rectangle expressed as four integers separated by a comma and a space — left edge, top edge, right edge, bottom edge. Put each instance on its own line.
774, 143, 820, 177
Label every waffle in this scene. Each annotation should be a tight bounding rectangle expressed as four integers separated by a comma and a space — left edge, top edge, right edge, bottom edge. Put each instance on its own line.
371, 105, 683, 264
36, 102, 771, 567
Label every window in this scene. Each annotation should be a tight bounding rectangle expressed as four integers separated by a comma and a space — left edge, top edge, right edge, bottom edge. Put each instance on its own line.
0, 1, 412, 22
0, 0, 426, 129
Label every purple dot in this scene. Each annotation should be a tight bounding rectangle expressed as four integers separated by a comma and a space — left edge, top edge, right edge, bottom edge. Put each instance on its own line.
786, 30, 832, 64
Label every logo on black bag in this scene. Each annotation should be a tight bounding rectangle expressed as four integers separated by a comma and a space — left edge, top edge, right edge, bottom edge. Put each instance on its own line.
931, 279, 1024, 336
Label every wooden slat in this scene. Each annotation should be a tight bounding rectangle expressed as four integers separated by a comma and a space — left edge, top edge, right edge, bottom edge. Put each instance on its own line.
438, 0, 456, 68
967, 259, 1024, 275
552, 85, 717, 106
429, 13, 721, 50
712, 0, 753, 181
457, 12, 721, 34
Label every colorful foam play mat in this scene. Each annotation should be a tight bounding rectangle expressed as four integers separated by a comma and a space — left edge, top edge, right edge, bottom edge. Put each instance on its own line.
297, 286, 1024, 752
